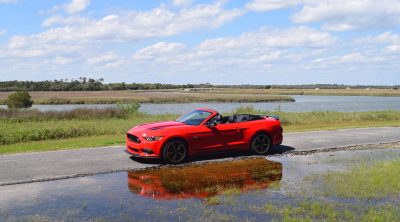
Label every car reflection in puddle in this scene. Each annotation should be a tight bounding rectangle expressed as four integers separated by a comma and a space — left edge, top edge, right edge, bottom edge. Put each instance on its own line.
127, 158, 282, 200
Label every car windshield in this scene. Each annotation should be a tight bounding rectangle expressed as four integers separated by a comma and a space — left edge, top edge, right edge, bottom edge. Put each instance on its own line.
176, 110, 212, 125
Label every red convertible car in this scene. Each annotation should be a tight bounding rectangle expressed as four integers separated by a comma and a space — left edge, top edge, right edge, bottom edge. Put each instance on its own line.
126, 108, 283, 164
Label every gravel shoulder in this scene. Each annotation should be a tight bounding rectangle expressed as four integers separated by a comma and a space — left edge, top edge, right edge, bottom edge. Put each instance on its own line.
1, 127, 399, 186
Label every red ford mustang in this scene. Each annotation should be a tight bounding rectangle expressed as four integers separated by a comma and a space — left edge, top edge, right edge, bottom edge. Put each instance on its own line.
126, 108, 283, 164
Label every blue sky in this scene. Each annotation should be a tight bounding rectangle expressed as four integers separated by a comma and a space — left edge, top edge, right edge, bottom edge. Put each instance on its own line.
0, 0, 399, 85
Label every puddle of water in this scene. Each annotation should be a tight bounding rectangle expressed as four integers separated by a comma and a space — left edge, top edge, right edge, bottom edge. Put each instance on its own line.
127, 158, 282, 200
1, 148, 400, 221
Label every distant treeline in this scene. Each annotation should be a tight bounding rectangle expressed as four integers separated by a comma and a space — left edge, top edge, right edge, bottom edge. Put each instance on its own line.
0, 78, 398, 91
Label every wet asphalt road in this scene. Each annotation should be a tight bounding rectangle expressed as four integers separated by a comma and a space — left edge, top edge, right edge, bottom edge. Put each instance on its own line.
0, 127, 399, 186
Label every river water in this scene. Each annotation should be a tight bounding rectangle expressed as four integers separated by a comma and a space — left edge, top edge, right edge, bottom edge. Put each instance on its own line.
1, 95, 400, 114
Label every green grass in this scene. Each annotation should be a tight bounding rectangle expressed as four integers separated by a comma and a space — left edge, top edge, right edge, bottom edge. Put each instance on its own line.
0, 112, 177, 145
262, 201, 400, 222
1, 107, 400, 155
0, 135, 124, 155
323, 159, 400, 198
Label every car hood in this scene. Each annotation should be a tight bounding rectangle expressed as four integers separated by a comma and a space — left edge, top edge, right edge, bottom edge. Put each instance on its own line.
128, 121, 186, 133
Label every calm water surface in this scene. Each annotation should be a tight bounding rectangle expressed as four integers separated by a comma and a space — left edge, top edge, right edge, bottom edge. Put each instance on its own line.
1, 95, 400, 114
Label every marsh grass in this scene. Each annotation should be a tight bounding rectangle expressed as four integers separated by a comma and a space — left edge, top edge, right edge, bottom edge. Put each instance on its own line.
231, 105, 400, 126
0, 91, 295, 104
0, 108, 129, 121
323, 159, 400, 198
0, 110, 177, 145
262, 201, 400, 222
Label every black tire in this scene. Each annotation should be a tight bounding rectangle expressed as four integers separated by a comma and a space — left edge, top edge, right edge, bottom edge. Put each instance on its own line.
162, 139, 188, 164
250, 133, 271, 155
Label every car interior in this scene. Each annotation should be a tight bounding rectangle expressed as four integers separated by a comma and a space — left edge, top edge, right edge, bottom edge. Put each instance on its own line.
210, 114, 264, 125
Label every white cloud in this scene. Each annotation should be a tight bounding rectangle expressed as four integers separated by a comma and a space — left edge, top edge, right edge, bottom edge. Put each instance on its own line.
132, 27, 336, 68
246, 0, 400, 31
386, 44, 400, 53
339, 52, 366, 63
87, 52, 125, 68
2, 0, 399, 84
374, 32, 400, 44
4, 1, 242, 59
292, 0, 400, 31
127, 27, 400, 84
63, 0, 90, 14
0, 29, 5, 36
42, 15, 89, 27
173, 0, 192, 7
245, 0, 298, 11
133, 42, 187, 60
47, 56, 76, 65
310, 51, 389, 70
197, 26, 335, 51
356, 32, 400, 53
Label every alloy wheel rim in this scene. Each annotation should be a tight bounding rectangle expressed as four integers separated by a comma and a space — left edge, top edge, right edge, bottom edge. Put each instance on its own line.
253, 135, 270, 154
166, 142, 186, 163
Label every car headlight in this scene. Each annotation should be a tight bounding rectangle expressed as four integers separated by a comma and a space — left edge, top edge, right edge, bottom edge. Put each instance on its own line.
143, 136, 163, 141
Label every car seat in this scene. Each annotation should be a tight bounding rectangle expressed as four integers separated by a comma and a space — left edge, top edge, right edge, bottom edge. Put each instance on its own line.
236, 114, 249, 122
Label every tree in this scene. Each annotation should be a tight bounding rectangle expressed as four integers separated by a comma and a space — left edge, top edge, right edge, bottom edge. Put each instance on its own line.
5, 91, 33, 109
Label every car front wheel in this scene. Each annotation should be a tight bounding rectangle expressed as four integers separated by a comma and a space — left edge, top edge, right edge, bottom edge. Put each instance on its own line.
251, 133, 271, 155
162, 139, 188, 164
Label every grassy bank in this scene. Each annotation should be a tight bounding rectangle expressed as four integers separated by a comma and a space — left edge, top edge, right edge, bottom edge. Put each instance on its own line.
260, 158, 400, 221
262, 200, 399, 222
324, 159, 400, 198
1, 107, 400, 154
0, 91, 295, 104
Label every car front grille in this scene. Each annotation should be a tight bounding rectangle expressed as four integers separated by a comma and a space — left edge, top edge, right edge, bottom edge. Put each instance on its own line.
127, 133, 140, 143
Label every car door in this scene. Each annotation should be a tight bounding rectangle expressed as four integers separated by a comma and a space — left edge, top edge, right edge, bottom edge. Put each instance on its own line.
190, 122, 245, 152
186, 125, 223, 153
214, 122, 245, 149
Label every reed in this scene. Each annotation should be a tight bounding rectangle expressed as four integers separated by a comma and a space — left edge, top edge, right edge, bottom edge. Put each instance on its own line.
0, 91, 295, 104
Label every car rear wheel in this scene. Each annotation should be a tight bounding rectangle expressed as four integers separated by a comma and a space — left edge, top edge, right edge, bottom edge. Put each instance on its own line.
162, 139, 188, 164
251, 133, 271, 155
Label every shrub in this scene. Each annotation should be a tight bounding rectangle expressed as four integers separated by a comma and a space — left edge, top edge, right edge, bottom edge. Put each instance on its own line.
5, 91, 33, 109
116, 102, 141, 115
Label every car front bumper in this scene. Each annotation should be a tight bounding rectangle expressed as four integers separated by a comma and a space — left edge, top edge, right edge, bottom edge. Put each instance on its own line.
126, 135, 162, 158
125, 148, 159, 158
